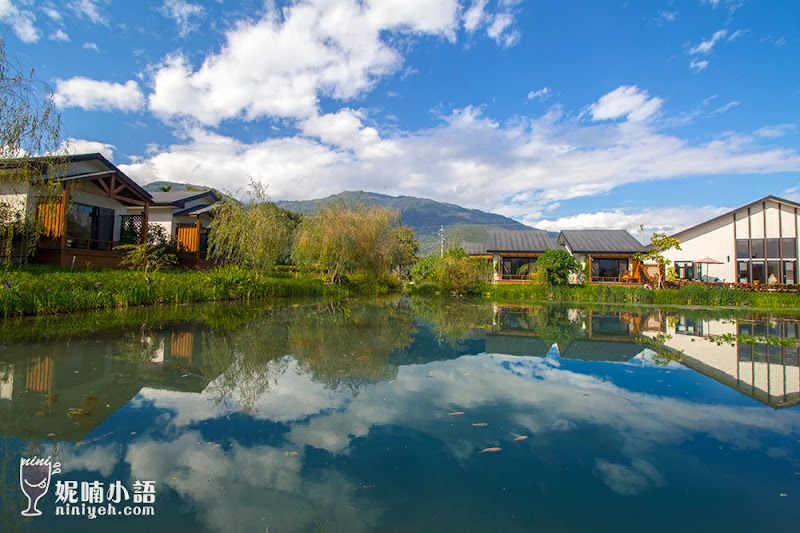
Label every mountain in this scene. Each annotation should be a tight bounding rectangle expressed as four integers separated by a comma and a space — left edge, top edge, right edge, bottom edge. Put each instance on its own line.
143, 181, 209, 193
275, 191, 532, 255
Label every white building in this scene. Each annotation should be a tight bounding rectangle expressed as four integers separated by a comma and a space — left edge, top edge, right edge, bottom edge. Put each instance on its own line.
664, 195, 800, 285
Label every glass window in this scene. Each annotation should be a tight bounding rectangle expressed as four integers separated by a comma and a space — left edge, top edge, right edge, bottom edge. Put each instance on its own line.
675, 261, 694, 280
784, 261, 796, 285
501, 257, 535, 278
752, 261, 766, 284
751, 239, 765, 259
767, 261, 781, 284
766, 239, 780, 258
66, 203, 115, 250
594, 258, 626, 280
736, 239, 750, 259
737, 261, 750, 283
783, 238, 797, 259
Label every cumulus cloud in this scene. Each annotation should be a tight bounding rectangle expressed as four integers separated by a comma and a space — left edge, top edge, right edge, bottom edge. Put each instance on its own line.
531, 206, 732, 235
82, 41, 99, 52
120, 93, 800, 229
462, 0, 489, 32
54, 77, 145, 112
61, 138, 117, 161
159, 0, 205, 38
148, 0, 462, 125
589, 85, 663, 122
0, 0, 41, 43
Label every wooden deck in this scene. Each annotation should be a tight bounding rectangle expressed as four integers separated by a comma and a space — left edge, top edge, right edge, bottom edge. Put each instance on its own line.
33, 247, 128, 269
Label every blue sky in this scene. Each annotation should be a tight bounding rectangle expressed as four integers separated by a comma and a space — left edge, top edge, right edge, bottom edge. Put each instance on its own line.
1, 0, 799, 233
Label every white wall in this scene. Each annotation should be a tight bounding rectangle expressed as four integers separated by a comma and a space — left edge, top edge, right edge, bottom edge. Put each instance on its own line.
664, 198, 800, 283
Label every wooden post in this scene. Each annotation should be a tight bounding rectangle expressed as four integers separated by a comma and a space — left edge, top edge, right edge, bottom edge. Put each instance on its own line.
195, 217, 201, 261
587, 255, 592, 284
140, 201, 150, 244
59, 182, 69, 249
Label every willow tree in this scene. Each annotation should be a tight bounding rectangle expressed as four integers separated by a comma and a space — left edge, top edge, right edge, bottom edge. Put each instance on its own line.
207, 180, 296, 274
0, 36, 65, 265
292, 201, 412, 283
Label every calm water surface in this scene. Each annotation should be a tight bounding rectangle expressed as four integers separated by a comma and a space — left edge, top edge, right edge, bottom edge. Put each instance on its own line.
0, 298, 798, 532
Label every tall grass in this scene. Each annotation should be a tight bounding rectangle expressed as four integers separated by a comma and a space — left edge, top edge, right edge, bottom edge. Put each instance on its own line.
483, 282, 800, 309
0, 264, 374, 317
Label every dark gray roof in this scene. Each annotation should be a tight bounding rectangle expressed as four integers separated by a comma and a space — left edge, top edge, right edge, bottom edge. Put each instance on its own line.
173, 204, 215, 216
558, 339, 646, 362
150, 190, 219, 207
558, 230, 647, 254
462, 241, 489, 255
486, 230, 556, 253
485, 334, 552, 357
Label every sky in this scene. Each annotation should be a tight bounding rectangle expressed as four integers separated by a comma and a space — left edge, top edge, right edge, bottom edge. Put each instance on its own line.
1, 0, 799, 235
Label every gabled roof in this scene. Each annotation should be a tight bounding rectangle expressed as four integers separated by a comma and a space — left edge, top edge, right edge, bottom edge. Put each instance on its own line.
486, 230, 557, 253
557, 230, 647, 254
149, 190, 220, 207
173, 204, 216, 216
5, 152, 152, 205
670, 195, 800, 240
462, 241, 489, 255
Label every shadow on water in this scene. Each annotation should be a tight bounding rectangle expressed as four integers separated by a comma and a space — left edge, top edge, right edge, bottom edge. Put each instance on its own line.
0, 296, 797, 532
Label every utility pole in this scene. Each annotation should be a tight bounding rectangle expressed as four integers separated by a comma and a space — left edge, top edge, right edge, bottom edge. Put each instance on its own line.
639, 224, 644, 245
438, 225, 445, 257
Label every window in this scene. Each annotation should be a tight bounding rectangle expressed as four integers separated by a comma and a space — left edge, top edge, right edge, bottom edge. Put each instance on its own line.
785, 261, 796, 285
591, 258, 627, 281
737, 261, 750, 283
767, 261, 781, 285
783, 238, 797, 259
751, 261, 766, 284
501, 257, 536, 279
675, 261, 695, 280
767, 239, 780, 258
66, 203, 115, 250
751, 239, 765, 259
736, 239, 750, 259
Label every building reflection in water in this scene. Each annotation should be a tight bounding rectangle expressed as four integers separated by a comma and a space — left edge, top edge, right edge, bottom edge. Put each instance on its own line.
0, 325, 211, 442
664, 316, 800, 408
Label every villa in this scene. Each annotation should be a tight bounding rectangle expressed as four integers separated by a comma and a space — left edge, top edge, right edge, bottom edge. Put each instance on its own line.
557, 229, 648, 284
662, 195, 800, 284
486, 229, 562, 282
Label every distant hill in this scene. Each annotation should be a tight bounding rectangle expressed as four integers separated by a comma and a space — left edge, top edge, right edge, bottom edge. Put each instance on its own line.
143, 181, 209, 193
275, 191, 532, 255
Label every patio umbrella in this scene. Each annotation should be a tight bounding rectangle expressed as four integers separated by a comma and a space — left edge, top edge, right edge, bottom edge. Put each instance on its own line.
694, 257, 723, 281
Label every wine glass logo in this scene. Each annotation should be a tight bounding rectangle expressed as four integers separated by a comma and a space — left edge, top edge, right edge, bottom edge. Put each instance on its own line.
20, 457, 52, 517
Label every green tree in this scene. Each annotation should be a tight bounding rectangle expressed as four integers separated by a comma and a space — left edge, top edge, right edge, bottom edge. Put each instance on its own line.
0, 35, 65, 265
634, 233, 681, 288
292, 201, 402, 283
158, 185, 172, 192
529, 248, 581, 286
390, 225, 419, 274
207, 180, 294, 274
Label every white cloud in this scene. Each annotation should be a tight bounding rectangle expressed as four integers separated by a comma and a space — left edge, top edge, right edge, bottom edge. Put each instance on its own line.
121, 93, 800, 230
68, 0, 109, 25
728, 29, 748, 41
657, 10, 678, 23
527, 87, 551, 101
702, 0, 744, 13
531, 206, 731, 235
486, 11, 518, 47
159, 0, 205, 38
594, 459, 664, 496
755, 124, 795, 138
0, 0, 41, 43
54, 77, 145, 112
148, 0, 462, 125
689, 29, 728, 55
82, 42, 99, 52
49, 28, 69, 42
40, 6, 62, 22
61, 138, 117, 161
690, 58, 709, 71
589, 85, 663, 122
708, 100, 740, 116
462, 0, 488, 32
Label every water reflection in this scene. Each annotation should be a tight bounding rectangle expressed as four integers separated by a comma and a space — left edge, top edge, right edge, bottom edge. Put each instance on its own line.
0, 299, 797, 532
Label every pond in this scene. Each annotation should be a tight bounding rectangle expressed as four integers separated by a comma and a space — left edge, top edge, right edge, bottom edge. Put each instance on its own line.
0, 298, 798, 532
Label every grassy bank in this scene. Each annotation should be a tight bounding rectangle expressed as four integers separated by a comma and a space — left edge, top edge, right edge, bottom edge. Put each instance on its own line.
482, 282, 800, 310
0, 265, 396, 317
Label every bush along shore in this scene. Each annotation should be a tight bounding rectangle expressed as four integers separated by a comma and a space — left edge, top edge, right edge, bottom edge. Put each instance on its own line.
0, 264, 400, 317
